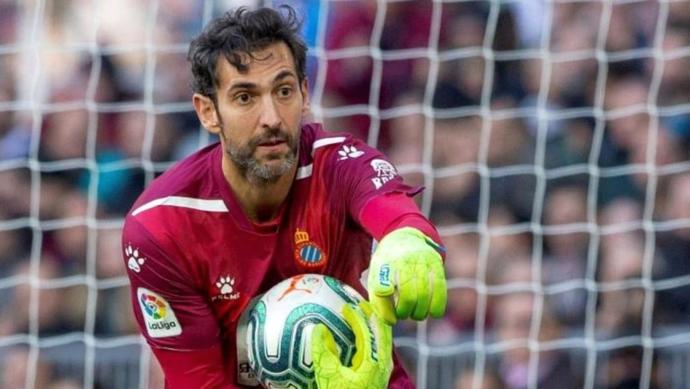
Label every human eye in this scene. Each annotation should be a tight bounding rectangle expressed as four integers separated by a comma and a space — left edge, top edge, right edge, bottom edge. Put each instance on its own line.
276, 85, 293, 99
234, 92, 252, 105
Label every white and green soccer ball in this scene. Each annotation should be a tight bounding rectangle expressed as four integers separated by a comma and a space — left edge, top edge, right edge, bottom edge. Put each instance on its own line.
246, 274, 364, 389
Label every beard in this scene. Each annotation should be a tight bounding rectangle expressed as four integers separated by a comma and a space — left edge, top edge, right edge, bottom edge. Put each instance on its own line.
226, 126, 299, 185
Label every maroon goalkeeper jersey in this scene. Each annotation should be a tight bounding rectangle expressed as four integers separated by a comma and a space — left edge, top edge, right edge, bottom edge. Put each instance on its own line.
122, 123, 418, 388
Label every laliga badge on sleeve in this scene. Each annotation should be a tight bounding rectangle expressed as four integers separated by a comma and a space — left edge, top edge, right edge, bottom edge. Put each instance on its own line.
137, 287, 182, 338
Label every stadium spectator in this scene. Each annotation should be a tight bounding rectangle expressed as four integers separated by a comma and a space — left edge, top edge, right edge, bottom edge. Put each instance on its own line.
492, 258, 582, 388
542, 184, 589, 328
485, 207, 531, 266
321, 1, 375, 140
655, 173, 690, 324
495, 272, 582, 389
0, 208, 28, 276
595, 197, 647, 335
94, 228, 139, 336
543, 118, 593, 170
603, 340, 663, 389
454, 366, 505, 389
428, 227, 482, 345
486, 96, 536, 221
50, 189, 89, 274
47, 377, 83, 389
1, 257, 83, 336
658, 24, 690, 148
0, 346, 52, 389
430, 116, 481, 220
0, 66, 30, 161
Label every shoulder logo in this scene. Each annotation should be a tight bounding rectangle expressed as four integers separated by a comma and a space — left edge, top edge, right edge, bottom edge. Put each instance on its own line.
338, 144, 365, 160
370, 159, 397, 189
136, 288, 182, 338
125, 244, 145, 273
212, 275, 240, 301
293, 228, 327, 268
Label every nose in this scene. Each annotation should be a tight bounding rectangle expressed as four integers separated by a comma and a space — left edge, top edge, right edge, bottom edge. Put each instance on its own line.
259, 95, 281, 129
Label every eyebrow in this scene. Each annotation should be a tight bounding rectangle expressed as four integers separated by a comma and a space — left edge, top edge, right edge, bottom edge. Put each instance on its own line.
273, 70, 296, 84
227, 70, 297, 93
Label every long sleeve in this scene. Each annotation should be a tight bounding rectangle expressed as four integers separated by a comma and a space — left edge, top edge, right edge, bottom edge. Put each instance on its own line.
357, 192, 444, 253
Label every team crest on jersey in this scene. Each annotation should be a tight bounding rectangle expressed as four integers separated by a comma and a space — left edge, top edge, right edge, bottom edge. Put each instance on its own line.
293, 228, 327, 268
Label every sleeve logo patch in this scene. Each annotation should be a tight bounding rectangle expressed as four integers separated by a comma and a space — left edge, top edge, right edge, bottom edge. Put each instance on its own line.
338, 144, 365, 160
125, 244, 145, 273
370, 159, 397, 189
137, 287, 182, 338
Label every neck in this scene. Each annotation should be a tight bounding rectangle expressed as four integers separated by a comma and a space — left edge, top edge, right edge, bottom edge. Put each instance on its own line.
222, 154, 296, 223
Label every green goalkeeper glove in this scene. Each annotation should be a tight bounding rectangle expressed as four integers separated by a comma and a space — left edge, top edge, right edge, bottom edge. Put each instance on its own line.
311, 301, 393, 389
367, 227, 447, 325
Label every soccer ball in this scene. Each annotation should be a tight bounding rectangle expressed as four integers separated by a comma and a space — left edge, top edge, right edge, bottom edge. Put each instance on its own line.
246, 274, 365, 389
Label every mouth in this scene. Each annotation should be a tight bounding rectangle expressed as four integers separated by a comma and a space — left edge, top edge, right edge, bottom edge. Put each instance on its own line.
258, 138, 286, 147
255, 138, 289, 159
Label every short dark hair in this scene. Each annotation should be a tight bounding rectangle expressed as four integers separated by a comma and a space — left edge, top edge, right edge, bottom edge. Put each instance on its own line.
187, 6, 307, 101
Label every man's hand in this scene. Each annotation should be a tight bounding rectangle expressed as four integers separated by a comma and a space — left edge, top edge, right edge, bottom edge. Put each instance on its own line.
367, 227, 447, 324
311, 301, 393, 389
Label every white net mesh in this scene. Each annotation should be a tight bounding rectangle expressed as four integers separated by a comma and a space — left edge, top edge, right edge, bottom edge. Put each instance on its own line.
1, 0, 690, 388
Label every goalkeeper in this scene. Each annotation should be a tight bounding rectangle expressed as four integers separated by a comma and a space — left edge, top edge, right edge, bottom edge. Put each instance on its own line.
121, 5, 446, 389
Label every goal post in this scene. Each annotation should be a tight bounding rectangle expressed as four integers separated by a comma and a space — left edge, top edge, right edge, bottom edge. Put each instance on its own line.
1, 1, 690, 388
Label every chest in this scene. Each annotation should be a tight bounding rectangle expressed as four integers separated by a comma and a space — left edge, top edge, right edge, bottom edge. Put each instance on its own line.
199, 201, 349, 323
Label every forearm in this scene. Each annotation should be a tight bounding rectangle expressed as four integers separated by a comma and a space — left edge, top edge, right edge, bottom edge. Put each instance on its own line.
358, 192, 443, 249
152, 344, 238, 389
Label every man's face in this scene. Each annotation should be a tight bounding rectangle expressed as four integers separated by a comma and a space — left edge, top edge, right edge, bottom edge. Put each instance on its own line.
211, 42, 308, 184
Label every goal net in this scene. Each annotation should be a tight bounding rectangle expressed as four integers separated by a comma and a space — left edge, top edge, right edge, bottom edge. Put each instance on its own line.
1, 0, 690, 388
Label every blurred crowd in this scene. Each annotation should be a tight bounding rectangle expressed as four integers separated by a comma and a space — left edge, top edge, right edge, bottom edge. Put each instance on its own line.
1, 0, 690, 388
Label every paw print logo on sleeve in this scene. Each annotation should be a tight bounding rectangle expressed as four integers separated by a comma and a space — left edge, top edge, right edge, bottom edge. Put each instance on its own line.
338, 144, 365, 160
125, 244, 146, 273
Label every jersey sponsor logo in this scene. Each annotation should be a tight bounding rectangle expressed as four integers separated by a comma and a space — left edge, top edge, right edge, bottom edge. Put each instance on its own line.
370, 159, 397, 189
212, 275, 240, 302
125, 244, 146, 273
338, 144, 365, 160
293, 228, 327, 268
137, 288, 182, 338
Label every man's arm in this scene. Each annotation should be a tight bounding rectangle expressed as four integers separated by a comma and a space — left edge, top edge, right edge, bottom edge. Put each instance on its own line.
316, 134, 445, 387
149, 345, 231, 389
123, 216, 237, 388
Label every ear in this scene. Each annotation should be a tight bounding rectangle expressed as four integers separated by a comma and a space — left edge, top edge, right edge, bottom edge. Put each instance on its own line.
300, 78, 311, 117
193, 93, 221, 134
